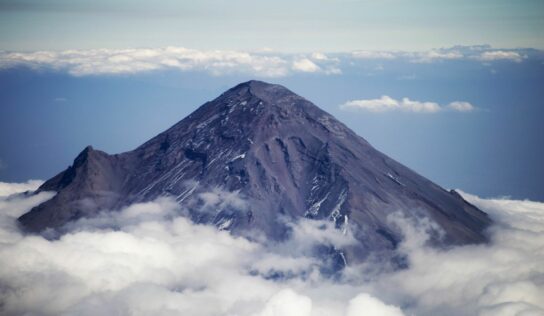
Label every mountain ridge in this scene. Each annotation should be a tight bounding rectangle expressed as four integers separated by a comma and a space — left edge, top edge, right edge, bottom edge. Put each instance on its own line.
19, 80, 491, 266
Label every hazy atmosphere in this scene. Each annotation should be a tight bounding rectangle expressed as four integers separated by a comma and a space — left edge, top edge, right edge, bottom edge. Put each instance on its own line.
1, 1, 543, 315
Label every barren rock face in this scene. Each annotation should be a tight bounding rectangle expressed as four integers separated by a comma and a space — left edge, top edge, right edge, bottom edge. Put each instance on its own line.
19, 80, 490, 266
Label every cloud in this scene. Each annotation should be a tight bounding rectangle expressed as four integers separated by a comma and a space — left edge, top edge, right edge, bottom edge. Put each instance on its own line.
346, 293, 405, 316
254, 289, 312, 316
0, 180, 43, 197
476, 51, 524, 62
447, 101, 475, 112
0, 48, 346, 77
0, 47, 291, 77
0, 181, 543, 316
411, 49, 464, 63
351, 51, 397, 60
310, 52, 330, 61
292, 58, 322, 73
0, 46, 534, 77
292, 54, 342, 75
365, 191, 544, 316
352, 48, 465, 63
340, 96, 475, 113
350, 46, 531, 64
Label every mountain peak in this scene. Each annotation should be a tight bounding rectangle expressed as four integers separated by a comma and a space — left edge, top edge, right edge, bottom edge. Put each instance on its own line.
19, 81, 491, 268
220, 80, 308, 111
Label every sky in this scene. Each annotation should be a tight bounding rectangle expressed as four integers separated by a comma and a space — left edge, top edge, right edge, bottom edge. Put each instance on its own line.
0, 1, 543, 201
1, 46, 543, 201
0, 0, 544, 52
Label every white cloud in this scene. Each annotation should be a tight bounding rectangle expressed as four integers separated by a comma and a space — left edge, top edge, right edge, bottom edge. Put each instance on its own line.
0, 181, 543, 316
0, 47, 347, 77
0, 46, 533, 77
292, 58, 321, 73
411, 49, 464, 63
0, 47, 291, 77
340, 96, 474, 113
346, 293, 405, 316
254, 289, 312, 316
311, 52, 330, 61
351, 50, 397, 59
366, 191, 544, 316
447, 101, 475, 112
0, 180, 43, 197
477, 51, 524, 62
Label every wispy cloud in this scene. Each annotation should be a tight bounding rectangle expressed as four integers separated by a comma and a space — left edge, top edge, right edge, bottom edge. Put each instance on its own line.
340, 96, 475, 113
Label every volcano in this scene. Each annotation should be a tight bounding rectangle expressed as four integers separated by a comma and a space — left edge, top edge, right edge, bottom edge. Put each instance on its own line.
18, 80, 490, 265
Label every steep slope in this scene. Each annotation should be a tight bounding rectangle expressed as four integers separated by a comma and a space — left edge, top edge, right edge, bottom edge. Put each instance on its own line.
19, 80, 490, 264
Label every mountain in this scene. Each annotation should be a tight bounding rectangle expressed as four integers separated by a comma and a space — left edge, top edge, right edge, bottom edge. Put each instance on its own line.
18, 80, 490, 266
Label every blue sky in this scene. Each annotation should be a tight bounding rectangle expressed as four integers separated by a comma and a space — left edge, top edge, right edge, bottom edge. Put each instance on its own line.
1, 46, 543, 200
0, 1, 543, 201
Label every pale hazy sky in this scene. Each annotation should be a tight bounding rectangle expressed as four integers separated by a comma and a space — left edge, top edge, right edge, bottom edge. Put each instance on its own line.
1, 0, 543, 52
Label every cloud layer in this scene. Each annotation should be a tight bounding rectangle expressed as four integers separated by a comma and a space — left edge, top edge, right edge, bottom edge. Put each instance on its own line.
0, 179, 43, 197
0, 48, 341, 77
0, 181, 543, 316
340, 96, 475, 113
0, 46, 533, 77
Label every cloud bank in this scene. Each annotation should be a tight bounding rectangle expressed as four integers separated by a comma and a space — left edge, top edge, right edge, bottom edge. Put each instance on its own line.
0, 46, 534, 77
0, 179, 43, 197
340, 96, 475, 113
0, 181, 543, 316
0, 48, 341, 77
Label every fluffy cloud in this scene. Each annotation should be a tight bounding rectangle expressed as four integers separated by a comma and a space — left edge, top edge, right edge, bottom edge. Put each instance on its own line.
0, 180, 43, 197
0, 48, 343, 77
254, 289, 312, 316
292, 58, 321, 73
0, 181, 543, 316
346, 293, 405, 316
292, 54, 341, 75
447, 101, 475, 112
0, 47, 290, 77
340, 96, 474, 113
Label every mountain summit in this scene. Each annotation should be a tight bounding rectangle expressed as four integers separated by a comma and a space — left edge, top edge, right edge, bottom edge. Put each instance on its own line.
19, 80, 490, 265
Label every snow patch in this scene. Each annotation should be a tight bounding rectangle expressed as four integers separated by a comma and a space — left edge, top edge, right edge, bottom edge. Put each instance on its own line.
230, 153, 246, 162
386, 173, 405, 186
216, 218, 233, 231
342, 215, 349, 235
306, 192, 330, 217
330, 190, 347, 222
